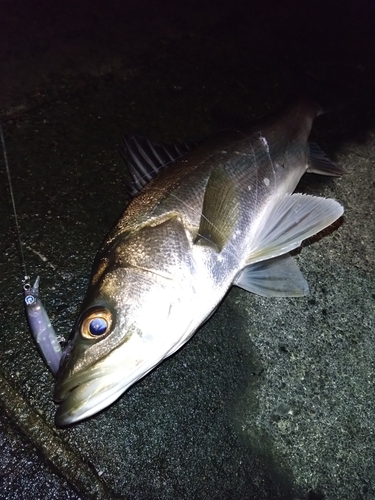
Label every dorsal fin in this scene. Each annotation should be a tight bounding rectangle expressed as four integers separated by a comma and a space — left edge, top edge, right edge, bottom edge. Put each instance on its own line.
119, 135, 197, 197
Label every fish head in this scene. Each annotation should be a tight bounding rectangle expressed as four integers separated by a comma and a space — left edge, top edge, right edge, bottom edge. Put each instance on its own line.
54, 260, 196, 426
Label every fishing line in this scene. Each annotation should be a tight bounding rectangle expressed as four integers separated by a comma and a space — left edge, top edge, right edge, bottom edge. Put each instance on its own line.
0, 122, 30, 286
1, 122, 63, 376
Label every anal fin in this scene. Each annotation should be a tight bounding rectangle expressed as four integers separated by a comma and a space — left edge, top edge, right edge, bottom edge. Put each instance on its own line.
234, 254, 309, 297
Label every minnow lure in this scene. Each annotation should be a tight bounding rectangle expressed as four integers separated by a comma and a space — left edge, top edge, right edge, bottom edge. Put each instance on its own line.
1, 123, 63, 375
24, 277, 62, 375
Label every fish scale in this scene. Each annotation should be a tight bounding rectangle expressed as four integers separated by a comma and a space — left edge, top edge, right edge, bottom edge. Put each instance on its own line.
52, 97, 345, 426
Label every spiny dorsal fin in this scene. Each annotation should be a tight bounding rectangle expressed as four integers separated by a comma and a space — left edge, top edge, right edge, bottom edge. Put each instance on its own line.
120, 135, 196, 197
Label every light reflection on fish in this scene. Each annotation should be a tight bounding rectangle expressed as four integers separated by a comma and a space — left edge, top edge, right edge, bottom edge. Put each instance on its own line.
53, 98, 345, 426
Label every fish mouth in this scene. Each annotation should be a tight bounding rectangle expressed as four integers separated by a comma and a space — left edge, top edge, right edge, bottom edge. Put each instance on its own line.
54, 315, 196, 426
54, 366, 130, 426
54, 349, 168, 426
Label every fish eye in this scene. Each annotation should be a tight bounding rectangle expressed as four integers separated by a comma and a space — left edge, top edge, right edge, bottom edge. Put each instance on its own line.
80, 307, 113, 339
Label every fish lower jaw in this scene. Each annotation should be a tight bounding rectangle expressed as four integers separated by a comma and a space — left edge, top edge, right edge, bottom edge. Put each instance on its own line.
54, 347, 174, 426
54, 377, 128, 426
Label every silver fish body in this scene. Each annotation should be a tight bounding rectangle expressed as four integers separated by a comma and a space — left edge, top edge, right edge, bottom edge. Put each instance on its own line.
54, 98, 344, 425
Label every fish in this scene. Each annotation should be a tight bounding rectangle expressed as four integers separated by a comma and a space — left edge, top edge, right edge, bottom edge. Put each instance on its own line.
54, 97, 345, 426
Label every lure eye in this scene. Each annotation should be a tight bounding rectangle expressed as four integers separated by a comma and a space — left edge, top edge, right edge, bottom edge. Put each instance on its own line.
80, 307, 113, 339
24, 294, 36, 306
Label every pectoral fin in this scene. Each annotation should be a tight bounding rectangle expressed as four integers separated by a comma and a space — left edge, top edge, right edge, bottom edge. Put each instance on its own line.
195, 168, 239, 252
246, 193, 343, 264
234, 254, 309, 297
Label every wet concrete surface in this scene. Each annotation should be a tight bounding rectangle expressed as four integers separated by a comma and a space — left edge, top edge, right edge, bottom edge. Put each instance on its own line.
0, 1, 375, 498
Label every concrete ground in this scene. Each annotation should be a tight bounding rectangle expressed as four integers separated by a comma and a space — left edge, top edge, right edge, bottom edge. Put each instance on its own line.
0, 1, 374, 499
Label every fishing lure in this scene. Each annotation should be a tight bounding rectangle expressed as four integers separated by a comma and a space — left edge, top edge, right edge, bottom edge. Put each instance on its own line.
1, 123, 62, 376
24, 277, 62, 375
